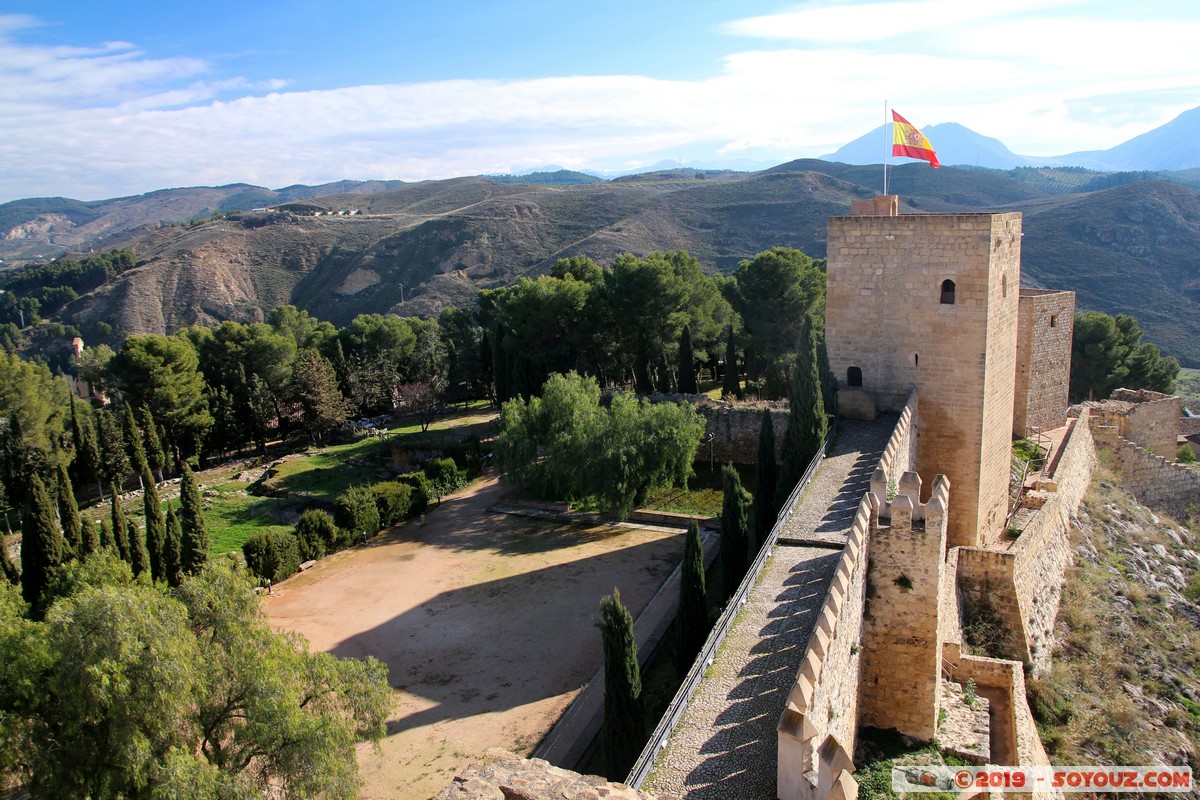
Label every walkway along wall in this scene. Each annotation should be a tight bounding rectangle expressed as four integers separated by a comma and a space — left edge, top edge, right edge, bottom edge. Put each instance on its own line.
953, 409, 1096, 674
776, 398, 917, 800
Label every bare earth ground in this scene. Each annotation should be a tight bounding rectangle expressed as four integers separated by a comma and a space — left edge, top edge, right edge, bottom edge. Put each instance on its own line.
265, 473, 684, 800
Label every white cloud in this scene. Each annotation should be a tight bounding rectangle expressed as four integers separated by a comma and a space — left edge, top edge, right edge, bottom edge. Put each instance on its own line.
0, 5, 1198, 201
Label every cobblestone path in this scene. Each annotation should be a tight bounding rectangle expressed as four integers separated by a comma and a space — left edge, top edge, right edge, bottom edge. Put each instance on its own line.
641, 416, 895, 799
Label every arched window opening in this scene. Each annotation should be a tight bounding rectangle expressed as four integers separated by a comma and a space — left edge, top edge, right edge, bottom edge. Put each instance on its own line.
940, 279, 956, 305
847, 366, 863, 388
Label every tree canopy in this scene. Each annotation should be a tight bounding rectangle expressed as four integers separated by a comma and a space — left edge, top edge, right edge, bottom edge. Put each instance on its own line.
1070, 311, 1179, 401
0, 555, 390, 799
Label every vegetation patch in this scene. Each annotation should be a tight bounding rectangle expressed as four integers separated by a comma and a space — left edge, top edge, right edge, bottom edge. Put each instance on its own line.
853, 727, 970, 800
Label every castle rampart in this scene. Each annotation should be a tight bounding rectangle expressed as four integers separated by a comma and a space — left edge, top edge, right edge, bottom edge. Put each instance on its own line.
1085, 389, 1181, 462
1091, 418, 1200, 518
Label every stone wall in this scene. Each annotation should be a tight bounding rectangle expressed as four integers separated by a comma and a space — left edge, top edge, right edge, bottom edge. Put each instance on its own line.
825, 212, 1023, 547
1086, 389, 1181, 462
876, 391, 919, 487
954, 410, 1094, 673
777, 497, 869, 800
435, 749, 669, 800
696, 402, 788, 466
859, 473, 949, 740
1013, 289, 1074, 437
1092, 420, 1200, 518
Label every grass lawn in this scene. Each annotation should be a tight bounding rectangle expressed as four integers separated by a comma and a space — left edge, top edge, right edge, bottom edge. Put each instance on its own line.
641, 461, 756, 518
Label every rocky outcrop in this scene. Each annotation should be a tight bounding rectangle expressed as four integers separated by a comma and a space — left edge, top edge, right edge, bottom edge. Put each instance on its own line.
433, 749, 676, 800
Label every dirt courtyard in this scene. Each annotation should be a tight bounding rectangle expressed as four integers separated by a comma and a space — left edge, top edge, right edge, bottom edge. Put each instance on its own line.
265, 474, 684, 800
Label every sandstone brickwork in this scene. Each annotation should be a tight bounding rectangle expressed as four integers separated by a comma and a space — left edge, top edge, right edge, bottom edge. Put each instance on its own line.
1091, 419, 1200, 518
1091, 389, 1182, 462
434, 749, 673, 800
1013, 289, 1074, 437
826, 212, 1022, 546
859, 473, 950, 740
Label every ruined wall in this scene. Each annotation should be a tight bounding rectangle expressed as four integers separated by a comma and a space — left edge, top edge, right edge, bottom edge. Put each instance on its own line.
1113, 389, 1181, 461
1092, 420, 1200, 518
1086, 389, 1181, 462
859, 474, 949, 740
825, 212, 1022, 546
695, 402, 788, 465
777, 497, 869, 800
1013, 289, 1074, 437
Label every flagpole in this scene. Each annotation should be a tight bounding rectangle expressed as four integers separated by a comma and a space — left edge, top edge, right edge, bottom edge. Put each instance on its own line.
883, 99, 889, 196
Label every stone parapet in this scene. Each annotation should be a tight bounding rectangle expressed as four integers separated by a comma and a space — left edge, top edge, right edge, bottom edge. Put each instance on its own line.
435, 749, 674, 800
1092, 418, 1200, 517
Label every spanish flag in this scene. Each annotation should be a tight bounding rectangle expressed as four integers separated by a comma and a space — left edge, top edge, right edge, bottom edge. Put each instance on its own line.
892, 110, 940, 168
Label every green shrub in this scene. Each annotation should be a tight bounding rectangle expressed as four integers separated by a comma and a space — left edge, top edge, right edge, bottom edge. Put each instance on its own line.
372, 481, 416, 526
395, 472, 432, 513
242, 530, 301, 583
441, 436, 482, 476
1178, 444, 1197, 464
294, 509, 338, 561
334, 486, 381, 540
424, 456, 465, 497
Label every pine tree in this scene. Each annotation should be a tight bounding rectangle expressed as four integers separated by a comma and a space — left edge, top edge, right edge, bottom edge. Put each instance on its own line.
78, 515, 100, 559
20, 473, 65, 610
719, 464, 750, 601
138, 405, 167, 482
752, 410, 778, 555
777, 316, 826, 499
56, 462, 82, 557
677, 326, 698, 394
128, 519, 150, 578
179, 463, 209, 576
110, 486, 130, 564
598, 588, 643, 778
142, 463, 166, 582
163, 506, 184, 587
721, 325, 741, 400
676, 521, 708, 675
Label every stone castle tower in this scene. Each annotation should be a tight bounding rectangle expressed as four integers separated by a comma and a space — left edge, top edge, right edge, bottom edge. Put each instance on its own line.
825, 206, 1023, 547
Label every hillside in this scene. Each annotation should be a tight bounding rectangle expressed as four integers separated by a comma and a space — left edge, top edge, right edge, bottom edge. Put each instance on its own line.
8, 166, 1200, 366
1029, 467, 1200, 771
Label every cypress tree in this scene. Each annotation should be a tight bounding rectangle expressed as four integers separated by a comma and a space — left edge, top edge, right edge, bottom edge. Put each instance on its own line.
78, 515, 100, 558
598, 588, 643, 778
142, 464, 166, 582
123, 403, 149, 487
56, 462, 82, 557
777, 316, 826, 499
677, 326, 698, 394
654, 350, 673, 394
163, 506, 184, 587
719, 464, 750, 601
69, 394, 102, 496
721, 325, 741, 400
20, 473, 64, 610
128, 519, 150, 578
99, 517, 115, 551
179, 463, 209, 576
138, 405, 167, 482
676, 520, 708, 675
110, 486, 130, 564
752, 410, 778, 554
816, 329, 838, 420
97, 409, 130, 491
634, 334, 654, 396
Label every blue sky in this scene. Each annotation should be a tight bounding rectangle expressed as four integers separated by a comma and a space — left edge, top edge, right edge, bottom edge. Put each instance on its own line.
1, 0, 1198, 202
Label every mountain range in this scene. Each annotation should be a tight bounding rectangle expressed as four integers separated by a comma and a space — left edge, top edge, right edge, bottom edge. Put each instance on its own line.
823, 105, 1200, 171
3, 145, 1200, 371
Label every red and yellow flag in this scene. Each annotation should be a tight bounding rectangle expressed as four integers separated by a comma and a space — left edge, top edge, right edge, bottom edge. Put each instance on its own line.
892, 110, 940, 168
